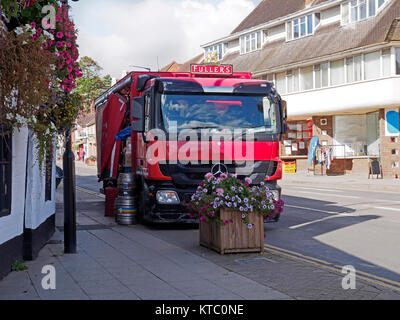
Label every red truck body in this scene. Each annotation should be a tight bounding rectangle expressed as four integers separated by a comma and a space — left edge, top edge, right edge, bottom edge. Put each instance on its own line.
95, 68, 286, 223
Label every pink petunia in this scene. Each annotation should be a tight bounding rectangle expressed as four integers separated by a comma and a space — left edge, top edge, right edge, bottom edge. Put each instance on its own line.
30, 22, 36, 29
56, 32, 64, 38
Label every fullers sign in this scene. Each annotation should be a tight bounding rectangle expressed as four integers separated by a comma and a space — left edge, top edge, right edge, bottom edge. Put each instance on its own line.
191, 64, 233, 75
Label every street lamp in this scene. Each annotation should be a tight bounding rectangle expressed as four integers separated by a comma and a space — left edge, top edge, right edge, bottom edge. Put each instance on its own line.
62, 0, 79, 254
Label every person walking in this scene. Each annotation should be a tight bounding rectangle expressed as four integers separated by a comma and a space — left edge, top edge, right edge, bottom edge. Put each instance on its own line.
82, 150, 85, 163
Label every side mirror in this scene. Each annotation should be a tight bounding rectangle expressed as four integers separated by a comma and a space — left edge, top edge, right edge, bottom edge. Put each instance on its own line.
136, 75, 156, 92
131, 97, 145, 132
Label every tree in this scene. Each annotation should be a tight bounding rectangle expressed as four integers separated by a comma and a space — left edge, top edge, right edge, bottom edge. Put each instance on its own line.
75, 56, 112, 112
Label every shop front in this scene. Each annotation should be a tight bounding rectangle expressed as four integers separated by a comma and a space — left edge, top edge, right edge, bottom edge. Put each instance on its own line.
281, 110, 390, 176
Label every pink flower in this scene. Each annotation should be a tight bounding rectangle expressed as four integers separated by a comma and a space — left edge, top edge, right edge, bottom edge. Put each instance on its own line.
245, 177, 252, 185
216, 188, 224, 196
56, 32, 64, 38
224, 221, 230, 225
205, 172, 214, 180
30, 22, 36, 29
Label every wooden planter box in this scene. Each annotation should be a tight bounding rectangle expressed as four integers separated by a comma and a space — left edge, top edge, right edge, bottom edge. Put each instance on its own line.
199, 209, 265, 255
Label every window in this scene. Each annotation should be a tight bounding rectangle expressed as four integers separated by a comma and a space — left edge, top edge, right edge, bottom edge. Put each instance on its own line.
314, 62, 329, 88
287, 14, 313, 40
286, 69, 299, 93
382, 48, 391, 76
275, 72, 287, 94
342, 0, 387, 24
205, 43, 223, 60
240, 31, 262, 54
396, 47, 400, 75
334, 113, 379, 157
0, 127, 12, 217
300, 66, 313, 91
364, 51, 380, 80
330, 59, 345, 86
346, 55, 362, 83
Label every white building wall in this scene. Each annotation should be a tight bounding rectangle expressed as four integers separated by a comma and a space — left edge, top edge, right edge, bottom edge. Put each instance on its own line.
283, 76, 400, 118
268, 24, 286, 42
0, 128, 28, 245
320, 5, 341, 26
24, 132, 56, 230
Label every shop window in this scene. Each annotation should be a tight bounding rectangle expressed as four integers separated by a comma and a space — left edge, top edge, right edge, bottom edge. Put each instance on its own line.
282, 120, 311, 156
0, 127, 12, 217
333, 112, 379, 157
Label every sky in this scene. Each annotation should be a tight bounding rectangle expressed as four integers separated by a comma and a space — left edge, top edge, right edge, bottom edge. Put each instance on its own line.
70, 0, 261, 78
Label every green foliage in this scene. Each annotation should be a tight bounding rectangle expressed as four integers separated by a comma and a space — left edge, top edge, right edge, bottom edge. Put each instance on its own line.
75, 56, 112, 111
11, 260, 28, 272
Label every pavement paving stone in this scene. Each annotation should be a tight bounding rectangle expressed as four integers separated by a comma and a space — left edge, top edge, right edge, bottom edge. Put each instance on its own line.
76, 278, 132, 295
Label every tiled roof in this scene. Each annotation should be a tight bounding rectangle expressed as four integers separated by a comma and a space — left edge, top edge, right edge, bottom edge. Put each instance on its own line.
76, 113, 95, 128
231, 0, 332, 34
222, 0, 400, 74
160, 61, 182, 72
175, 53, 204, 72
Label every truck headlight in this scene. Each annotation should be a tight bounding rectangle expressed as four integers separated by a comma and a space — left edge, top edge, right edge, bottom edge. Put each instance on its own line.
156, 191, 180, 205
270, 190, 280, 201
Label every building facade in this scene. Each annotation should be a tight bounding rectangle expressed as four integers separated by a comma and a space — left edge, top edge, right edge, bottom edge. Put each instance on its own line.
0, 128, 56, 279
192, 0, 400, 177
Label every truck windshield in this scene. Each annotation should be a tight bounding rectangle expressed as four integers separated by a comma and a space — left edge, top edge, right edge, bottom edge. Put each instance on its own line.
159, 94, 278, 133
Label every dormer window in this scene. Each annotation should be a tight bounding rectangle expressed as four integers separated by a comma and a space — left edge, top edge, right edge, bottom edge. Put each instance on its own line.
240, 31, 262, 55
286, 14, 314, 41
204, 43, 223, 61
341, 0, 388, 25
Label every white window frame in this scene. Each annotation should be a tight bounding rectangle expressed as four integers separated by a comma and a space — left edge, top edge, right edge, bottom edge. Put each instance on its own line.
205, 43, 224, 61
287, 13, 314, 41
240, 31, 263, 55
341, 0, 389, 26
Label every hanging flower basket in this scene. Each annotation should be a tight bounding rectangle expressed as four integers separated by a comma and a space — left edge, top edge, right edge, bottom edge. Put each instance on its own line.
186, 173, 284, 255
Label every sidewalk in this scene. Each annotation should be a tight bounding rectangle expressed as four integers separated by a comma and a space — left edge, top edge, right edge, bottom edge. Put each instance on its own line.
281, 172, 400, 193
0, 185, 289, 300
0, 184, 399, 300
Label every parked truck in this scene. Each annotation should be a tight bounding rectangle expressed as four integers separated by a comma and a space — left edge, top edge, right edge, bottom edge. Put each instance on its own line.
95, 65, 287, 224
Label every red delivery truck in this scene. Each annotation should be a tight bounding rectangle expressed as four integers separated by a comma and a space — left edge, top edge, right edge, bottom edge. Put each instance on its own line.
95, 65, 287, 224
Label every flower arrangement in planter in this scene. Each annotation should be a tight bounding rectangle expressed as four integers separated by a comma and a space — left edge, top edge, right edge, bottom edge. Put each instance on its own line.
186, 173, 284, 254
